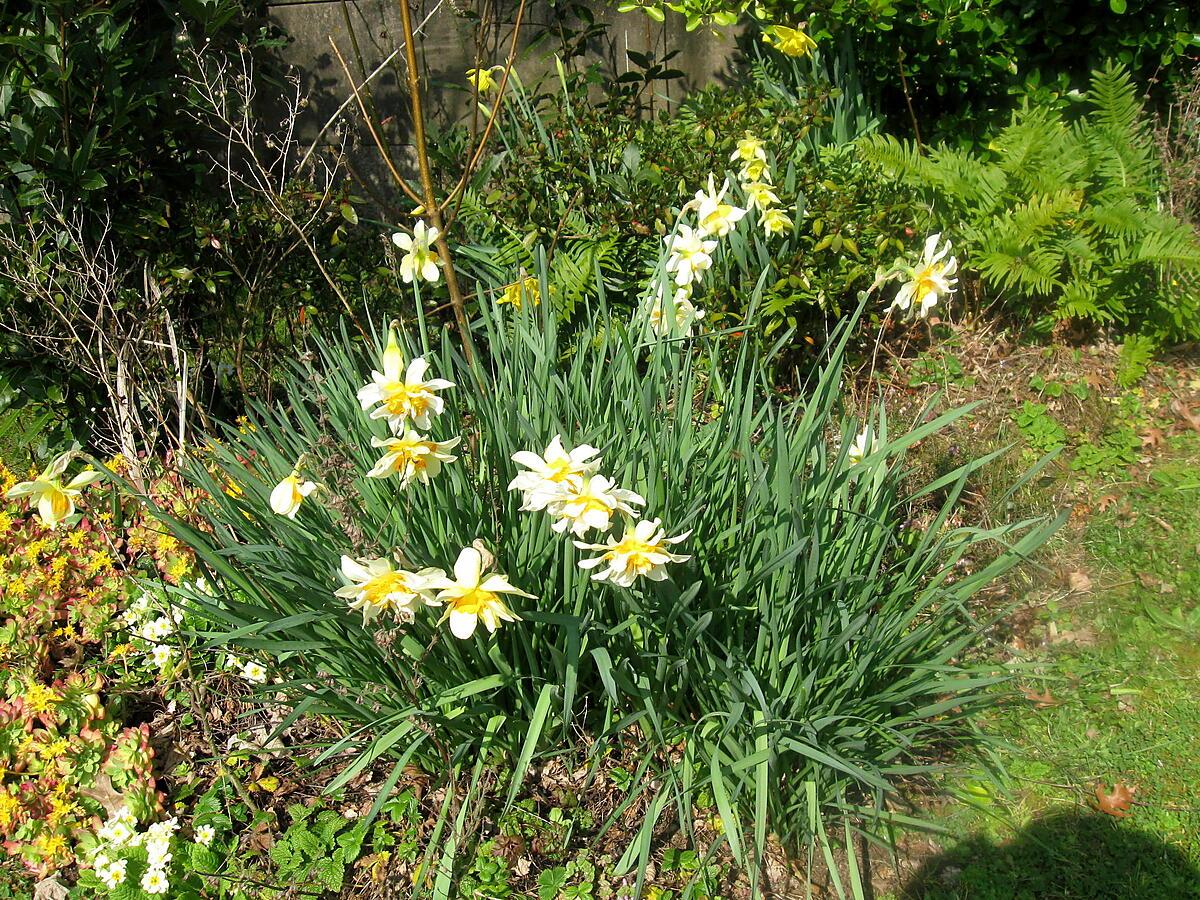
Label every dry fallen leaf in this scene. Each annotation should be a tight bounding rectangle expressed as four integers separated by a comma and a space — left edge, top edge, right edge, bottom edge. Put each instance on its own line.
1140, 427, 1165, 449
33, 879, 69, 900
1095, 781, 1137, 818
1096, 493, 1120, 512
1068, 571, 1092, 593
1022, 687, 1057, 709
1171, 400, 1200, 433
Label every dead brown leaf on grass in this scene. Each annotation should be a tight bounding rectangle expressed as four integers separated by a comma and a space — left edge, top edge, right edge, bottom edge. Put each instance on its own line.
1094, 781, 1137, 818
1021, 687, 1058, 709
1171, 399, 1200, 433
1068, 571, 1093, 593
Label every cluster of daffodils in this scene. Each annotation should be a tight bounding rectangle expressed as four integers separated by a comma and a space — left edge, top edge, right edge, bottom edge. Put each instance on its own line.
90, 808, 214, 894
885, 233, 959, 320
730, 134, 793, 239
121, 590, 183, 672
508, 436, 691, 587
391, 220, 443, 286
4, 450, 101, 529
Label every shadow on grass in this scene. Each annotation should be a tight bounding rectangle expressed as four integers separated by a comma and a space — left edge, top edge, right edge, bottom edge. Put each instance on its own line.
900, 811, 1200, 899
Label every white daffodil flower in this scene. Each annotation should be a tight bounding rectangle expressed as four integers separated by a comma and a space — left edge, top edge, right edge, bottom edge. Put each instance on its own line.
846, 426, 875, 466
269, 464, 318, 519
334, 555, 444, 624
574, 518, 692, 587
548, 474, 645, 537
392, 220, 442, 284
743, 181, 780, 213
508, 435, 602, 511
691, 175, 747, 238
648, 285, 705, 338
4, 450, 101, 529
889, 233, 959, 319
761, 207, 793, 237
426, 545, 534, 640
366, 431, 460, 486
357, 328, 455, 432
664, 225, 717, 287
730, 134, 767, 166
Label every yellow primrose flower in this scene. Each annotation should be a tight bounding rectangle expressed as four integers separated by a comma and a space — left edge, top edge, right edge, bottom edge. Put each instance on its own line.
764, 24, 817, 58
664, 225, 718, 288
648, 285, 705, 338
689, 174, 747, 238
467, 65, 505, 93
4, 450, 101, 529
367, 431, 460, 486
508, 435, 602, 511
499, 277, 540, 310
742, 181, 780, 213
426, 545, 533, 640
730, 134, 766, 166
269, 464, 318, 519
889, 233, 959, 319
761, 207, 793, 237
574, 518, 691, 587
392, 220, 442, 284
334, 555, 444, 623
739, 157, 772, 184
548, 474, 645, 537
357, 328, 455, 432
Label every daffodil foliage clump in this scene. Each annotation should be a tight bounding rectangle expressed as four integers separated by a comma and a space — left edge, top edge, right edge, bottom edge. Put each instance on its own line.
158, 294, 1056, 880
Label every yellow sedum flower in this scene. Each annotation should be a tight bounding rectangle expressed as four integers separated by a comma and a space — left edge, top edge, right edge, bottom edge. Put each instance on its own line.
357, 328, 455, 432
335, 555, 444, 624
764, 24, 817, 58
5, 450, 101, 528
574, 518, 691, 587
467, 65, 505, 93
889, 233, 959, 319
427, 545, 533, 640
761, 207, 793, 237
269, 463, 318, 519
392, 220, 442, 284
508, 436, 602, 511
548, 474, 645, 537
367, 431, 460, 486
499, 276, 540, 310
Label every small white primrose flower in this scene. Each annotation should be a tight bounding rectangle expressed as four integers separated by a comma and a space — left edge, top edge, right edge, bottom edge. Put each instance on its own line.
240, 660, 268, 684
366, 431, 460, 486
730, 134, 766, 166
761, 207, 793, 238
141, 867, 169, 895
334, 555, 445, 624
195, 824, 216, 846
574, 518, 691, 587
98, 817, 135, 847
691, 175, 747, 238
648, 286, 705, 338
846, 426, 876, 466
357, 328, 455, 432
889, 233, 958, 319
664, 225, 717, 288
140, 616, 172, 642
98, 859, 128, 890
151, 644, 173, 668
147, 817, 179, 839
146, 838, 172, 868
548, 474, 645, 537
392, 219, 442, 284
4, 450, 101, 529
508, 436, 602, 512
426, 545, 534, 640
270, 465, 318, 519
742, 181, 780, 213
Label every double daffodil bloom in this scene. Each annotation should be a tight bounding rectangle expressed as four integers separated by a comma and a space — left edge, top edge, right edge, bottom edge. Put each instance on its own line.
392, 220, 442, 284
427, 545, 534, 639
508, 436, 601, 511
889, 233, 959, 319
467, 65, 505, 93
691, 175, 747, 238
743, 181, 780, 213
649, 285, 705, 338
367, 431, 460, 486
764, 24, 817, 58
499, 276, 540, 310
269, 464, 318, 519
574, 518, 692, 587
846, 426, 875, 466
761, 207, 793, 237
334, 555, 445, 624
548, 474, 645, 537
5, 450, 101, 529
664, 225, 717, 287
730, 134, 766, 166
357, 329, 455, 432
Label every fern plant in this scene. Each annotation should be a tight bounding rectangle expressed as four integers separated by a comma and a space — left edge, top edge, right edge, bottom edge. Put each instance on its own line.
860, 62, 1200, 344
